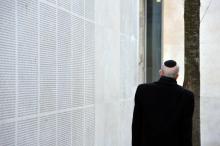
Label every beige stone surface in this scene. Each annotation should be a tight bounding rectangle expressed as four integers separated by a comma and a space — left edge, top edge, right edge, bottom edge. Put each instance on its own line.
95, 0, 140, 146
200, 0, 220, 146
162, 0, 184, 84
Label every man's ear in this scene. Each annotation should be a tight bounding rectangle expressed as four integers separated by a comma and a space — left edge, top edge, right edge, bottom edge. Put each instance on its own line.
175, 74, 179, 80
159, 70, 163, 77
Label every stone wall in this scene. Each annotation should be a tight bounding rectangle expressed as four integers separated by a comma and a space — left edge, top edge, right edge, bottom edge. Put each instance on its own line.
95, 0, 141, 145
0, 0, 141, 145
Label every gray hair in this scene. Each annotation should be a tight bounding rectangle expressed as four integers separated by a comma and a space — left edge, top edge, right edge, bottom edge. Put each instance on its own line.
160, 64, 179, 78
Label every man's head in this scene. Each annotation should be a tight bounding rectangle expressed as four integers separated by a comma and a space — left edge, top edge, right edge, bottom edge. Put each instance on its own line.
159, 60, 179, 79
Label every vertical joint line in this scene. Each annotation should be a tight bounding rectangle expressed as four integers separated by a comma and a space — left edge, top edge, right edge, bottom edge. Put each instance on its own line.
70, 11, 73, 146
83, 0, 86, 145
55, 1, 58, 146
37, 1, 40, 146
15, 0, 18, 145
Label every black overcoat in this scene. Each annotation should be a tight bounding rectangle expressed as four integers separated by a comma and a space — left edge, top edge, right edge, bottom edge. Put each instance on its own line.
132, 76, 194, 146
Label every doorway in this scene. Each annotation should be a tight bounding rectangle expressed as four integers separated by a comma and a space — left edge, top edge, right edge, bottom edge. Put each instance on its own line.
146, 0, 162, 82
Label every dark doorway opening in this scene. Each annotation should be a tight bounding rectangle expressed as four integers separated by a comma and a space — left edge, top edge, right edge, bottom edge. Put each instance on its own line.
146, 0, 162, 82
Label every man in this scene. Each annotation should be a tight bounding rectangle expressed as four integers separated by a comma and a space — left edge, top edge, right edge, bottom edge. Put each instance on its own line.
132, 60, 194, 146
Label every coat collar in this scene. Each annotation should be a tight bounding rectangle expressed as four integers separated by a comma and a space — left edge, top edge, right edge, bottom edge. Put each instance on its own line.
158, 76, 177, 85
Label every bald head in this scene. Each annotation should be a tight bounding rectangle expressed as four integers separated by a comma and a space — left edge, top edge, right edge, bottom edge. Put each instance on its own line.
159, 60, 179, 79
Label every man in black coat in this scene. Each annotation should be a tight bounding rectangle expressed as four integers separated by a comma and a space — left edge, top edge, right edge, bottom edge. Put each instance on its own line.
132, 60, 194, 146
